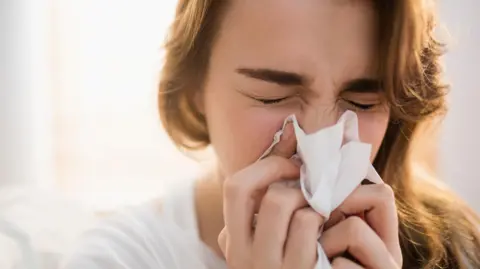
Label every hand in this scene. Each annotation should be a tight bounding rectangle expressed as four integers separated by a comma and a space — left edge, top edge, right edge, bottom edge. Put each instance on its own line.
218, 123, 324, 269
320, 183, 403, 268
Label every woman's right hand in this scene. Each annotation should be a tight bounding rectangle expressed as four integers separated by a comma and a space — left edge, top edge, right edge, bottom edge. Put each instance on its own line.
218, 123, 325, 269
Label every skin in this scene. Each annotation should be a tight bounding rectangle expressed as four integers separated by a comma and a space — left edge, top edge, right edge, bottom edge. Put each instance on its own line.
194, 0, 400, 268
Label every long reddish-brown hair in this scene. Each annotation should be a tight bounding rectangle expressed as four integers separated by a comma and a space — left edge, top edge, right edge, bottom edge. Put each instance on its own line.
158, 1, 480, 268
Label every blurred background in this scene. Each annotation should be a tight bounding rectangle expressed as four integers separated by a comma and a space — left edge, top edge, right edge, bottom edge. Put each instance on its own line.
0, 0, 479, 267
1, 0, 479, 213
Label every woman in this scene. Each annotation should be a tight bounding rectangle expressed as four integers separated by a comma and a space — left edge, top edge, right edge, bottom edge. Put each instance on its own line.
63, 0, 480, 268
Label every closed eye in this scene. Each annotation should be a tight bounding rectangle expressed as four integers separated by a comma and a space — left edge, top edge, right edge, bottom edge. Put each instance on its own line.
344, 99, 377, 111
257, 97, 378, 109
254, 97, 289, 105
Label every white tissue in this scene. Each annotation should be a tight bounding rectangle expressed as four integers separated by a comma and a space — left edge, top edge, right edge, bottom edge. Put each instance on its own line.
261, 110, 383, 268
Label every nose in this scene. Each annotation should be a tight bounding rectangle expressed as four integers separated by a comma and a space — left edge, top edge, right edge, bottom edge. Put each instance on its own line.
297, 104, 343, 134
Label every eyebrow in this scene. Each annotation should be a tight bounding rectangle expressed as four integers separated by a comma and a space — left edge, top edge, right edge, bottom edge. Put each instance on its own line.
237, 67, 382, 93
342, 78, 382, 93
236, 68, 306, 86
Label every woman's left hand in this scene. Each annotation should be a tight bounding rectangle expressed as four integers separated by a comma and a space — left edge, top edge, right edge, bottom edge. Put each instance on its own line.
319, 183, 403, 268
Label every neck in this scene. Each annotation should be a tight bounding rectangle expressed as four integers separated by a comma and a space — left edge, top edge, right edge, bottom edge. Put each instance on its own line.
194, 168, 225, 257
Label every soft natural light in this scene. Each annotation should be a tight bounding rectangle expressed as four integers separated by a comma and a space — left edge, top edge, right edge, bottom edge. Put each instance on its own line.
51, 0, 201, 210
2, 2, 480, 268
8, 0, 477, 213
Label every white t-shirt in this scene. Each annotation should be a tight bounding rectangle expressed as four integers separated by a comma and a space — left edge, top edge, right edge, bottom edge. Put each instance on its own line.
61, 180, 227, 269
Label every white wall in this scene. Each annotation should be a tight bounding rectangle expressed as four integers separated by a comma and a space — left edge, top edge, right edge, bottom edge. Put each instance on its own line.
0, 0, 54, 188
439, 0, 480, 212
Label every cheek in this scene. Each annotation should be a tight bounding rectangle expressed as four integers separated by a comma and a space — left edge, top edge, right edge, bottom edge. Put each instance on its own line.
205, 95, 291, 176
357, 112, 390, 161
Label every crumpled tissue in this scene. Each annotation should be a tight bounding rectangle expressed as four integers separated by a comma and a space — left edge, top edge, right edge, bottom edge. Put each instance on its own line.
260, 110, 383, 268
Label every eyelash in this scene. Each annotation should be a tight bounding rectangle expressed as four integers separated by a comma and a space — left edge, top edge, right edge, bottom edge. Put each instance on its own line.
344, 100, 376, 111
255, 97, 376, 110
255, 97, 289, 105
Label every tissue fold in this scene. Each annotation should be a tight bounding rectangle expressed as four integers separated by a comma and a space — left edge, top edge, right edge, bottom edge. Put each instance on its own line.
292, 111, 382, 217
260, 110, 383, 268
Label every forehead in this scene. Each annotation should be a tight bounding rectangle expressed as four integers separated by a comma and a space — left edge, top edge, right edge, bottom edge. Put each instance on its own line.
212, 0, 379, 83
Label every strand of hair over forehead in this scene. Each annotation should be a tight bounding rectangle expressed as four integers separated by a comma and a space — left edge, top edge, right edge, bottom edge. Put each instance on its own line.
61, 206, 225, 269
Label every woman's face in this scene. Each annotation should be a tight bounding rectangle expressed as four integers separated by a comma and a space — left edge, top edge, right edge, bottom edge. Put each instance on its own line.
201, 0, 390, 177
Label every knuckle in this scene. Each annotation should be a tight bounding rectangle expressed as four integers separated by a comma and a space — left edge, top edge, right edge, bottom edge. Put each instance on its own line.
345, 216, 368, 243
224, 175, 247, 199
265, 156, 289, 176
292, 208, 323, 229
267, 155, 297, 176
379, 184, 395, 200
262, 187, 289, 212
263, 186, 307, 219
223, 156, 297, 203
375, 184, 397, 207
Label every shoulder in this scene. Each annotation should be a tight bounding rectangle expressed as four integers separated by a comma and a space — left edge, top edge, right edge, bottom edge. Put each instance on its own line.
60, 204, 166, 269
61, 200, 206, 269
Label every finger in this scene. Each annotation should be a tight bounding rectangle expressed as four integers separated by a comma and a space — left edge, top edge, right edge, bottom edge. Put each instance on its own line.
252, 122, 299, 212
223, 156, 300, 252
320, 216, 398, 269
255, 121, 299, 210
283, 208, 325, 269
252, 185, 308, 267
335, 184, 401, 264
331, 257, 364, 269
218, 227, 252, 268
324, 209, 346, 231
269, 121, 297, 158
